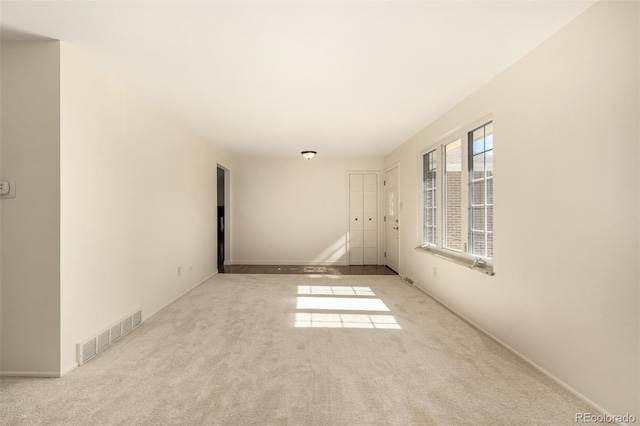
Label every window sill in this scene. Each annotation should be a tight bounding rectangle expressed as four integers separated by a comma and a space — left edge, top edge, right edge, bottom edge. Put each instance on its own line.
414, 246, 495, 276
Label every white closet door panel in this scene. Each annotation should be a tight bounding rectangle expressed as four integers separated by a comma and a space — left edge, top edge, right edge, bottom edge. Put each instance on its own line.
364, 174, 377, 191
364, 247, 377, 264
350, 248, 364, 264
350, 230, 364, 246
364, 229, 377, 245
350, 174, 364, 191
363, 193, 377, 210
363, 212, 376, 230
350, 192, 364, 209
350, 213, 363, 231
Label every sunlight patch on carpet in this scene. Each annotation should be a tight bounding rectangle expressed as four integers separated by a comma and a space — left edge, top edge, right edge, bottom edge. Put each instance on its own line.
294, 313, 401, 329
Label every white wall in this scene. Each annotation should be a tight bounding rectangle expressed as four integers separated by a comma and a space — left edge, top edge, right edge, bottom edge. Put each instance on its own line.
0, 41, 62, 375
231, 157, 382, 265
384, 1, 639, 417
59, 44, 231, 372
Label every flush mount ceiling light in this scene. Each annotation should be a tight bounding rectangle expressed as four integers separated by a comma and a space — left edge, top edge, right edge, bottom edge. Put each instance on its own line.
301, 151, 317, 160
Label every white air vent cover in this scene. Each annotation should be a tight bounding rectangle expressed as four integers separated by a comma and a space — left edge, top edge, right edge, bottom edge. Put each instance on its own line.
110, 324, 122, 342
122, 317, 132, 335
82, 338, 97, 363
97, 330, 110, 353
132, 311, 142, 328
76, 308, 142, 366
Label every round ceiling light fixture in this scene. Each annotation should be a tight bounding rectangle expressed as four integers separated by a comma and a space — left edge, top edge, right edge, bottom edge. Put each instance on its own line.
301, 151, 317, 160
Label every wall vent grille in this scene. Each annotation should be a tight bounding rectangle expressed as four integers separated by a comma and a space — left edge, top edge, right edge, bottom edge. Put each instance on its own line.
110, 324, 122, 342
132, 311, 142, 328
122, 317, 133, 336
97, 330, 110, 353
82, 338, 97, 363
76, 308, 142, 366
402, 276, 415, 286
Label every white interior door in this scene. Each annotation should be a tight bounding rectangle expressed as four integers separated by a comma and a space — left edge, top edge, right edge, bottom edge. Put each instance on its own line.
349, 174, 364, 265
384, 167, 399, 272
349, 173, 378, 265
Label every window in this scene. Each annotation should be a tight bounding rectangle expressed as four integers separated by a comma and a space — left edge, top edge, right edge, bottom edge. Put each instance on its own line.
422, 150, 437, 245
444, 139, 462, 251
469, 122, 493, 258
420, 119, 494, 265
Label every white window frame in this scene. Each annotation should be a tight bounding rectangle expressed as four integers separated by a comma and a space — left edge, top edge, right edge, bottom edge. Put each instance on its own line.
417, 116, 494, 270
422, 149, 437, 247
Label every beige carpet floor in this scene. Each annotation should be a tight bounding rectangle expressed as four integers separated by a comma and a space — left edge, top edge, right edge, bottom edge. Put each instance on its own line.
1, 274, 600, 425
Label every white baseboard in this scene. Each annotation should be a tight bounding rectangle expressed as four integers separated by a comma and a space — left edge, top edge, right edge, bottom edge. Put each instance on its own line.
228, 260, 348, 266
410, 280, 620, 423
60, 363, 78, 377
1, 370, 63, 378
144, 272, 217, 322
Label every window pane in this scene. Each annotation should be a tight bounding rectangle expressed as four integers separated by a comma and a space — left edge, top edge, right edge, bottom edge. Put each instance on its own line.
487, 178, 493, 205
485, 150, 493, 178
472, 231, 486, 257
472, 153, 485, 180
472, 207, 485, 231
428, 170, 436, 189
471, 180, 485, 205
485, 122, 493, 150
427, 208, 434, 227
487, 232, 494, 258
444, 140, 462, 251
472, 128, 484, 154
487, 205, 493, 232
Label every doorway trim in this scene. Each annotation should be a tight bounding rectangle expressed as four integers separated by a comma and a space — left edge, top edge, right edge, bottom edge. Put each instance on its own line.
383, 162, 400, 273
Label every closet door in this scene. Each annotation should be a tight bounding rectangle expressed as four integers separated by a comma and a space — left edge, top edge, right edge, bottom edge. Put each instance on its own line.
349, 174, 364, 265
349, 173, 378, 266
363, 174, 378, 265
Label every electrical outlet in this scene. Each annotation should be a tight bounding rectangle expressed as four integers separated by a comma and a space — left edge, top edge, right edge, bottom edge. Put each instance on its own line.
177, 266, 182, 277
0, 179, 16, 199
433, 267, 437, 278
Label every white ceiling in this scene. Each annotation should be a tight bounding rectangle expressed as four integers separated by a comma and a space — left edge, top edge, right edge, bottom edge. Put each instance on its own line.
1, 1, 595, 158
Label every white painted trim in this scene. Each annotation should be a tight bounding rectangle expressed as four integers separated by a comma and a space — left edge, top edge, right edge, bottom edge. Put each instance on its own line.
228, 260, 348, 266
60, 363, 78, 377
410, 279, 619, 423
0, 370, 63, 378
144, 272, 217, 321
0, 364, 78, 379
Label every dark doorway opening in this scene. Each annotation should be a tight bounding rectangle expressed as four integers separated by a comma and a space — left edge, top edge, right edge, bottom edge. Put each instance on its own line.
217, 166, 225, 272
